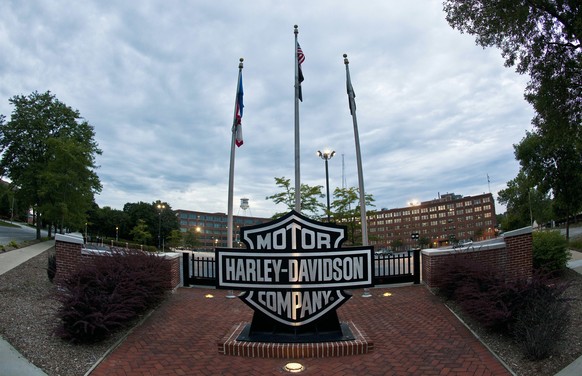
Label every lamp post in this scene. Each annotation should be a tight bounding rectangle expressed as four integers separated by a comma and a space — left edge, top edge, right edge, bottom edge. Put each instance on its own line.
115, 226, 119, 242
157, 203, 165, 250
317, 149, 335, 221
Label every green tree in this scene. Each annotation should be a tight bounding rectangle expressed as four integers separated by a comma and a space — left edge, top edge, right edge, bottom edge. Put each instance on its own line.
514, 129, 582, 238
265, 176, 325, 219
497, 171, 553, 231
329, 187, 375, 245
130, 219, 152, 245
0, 91, 102, 238
443, 1, 581, 116
122, 201, 179, 247
444, 1, 582, 237
182, 227, 201, 249
167, 229, 183, 249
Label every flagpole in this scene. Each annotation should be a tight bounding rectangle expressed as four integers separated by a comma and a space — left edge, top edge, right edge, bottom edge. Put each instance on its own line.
344, 54, 368, 247
344, 54, 371, 298
294, 25, 301, 212
227, 58, 244, 249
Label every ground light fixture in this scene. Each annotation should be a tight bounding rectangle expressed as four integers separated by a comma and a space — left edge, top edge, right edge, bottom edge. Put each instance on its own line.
283, 362, 305, 373
383, 292, 393, 297
204, 294, 214, 299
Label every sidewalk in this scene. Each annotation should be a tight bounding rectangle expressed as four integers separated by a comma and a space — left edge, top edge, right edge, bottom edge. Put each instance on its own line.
0, 240, 54, 376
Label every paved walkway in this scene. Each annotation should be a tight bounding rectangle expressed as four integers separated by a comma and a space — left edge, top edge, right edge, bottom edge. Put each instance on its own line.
90, 286, 512, 376
0, 240, 54, 376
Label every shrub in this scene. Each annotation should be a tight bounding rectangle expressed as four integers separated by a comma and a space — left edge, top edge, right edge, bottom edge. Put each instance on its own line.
56, 249, 170, 343
438, 262, 572, 359
47, 253, 56, 282
532, 231, 570, 271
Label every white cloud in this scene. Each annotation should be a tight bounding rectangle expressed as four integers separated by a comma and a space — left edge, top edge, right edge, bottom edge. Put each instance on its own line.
0, 0, 535, 218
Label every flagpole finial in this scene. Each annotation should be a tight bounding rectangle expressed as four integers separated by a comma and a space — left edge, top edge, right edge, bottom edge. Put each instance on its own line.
239, 57, 244, 69
294, 25, 299, 34
343, 53, 349, 65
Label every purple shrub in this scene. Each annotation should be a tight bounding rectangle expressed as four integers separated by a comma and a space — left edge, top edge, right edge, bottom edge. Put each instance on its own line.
56, 249, 170, 343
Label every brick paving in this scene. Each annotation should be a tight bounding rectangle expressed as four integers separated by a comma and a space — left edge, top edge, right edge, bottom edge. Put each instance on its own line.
90, 285, 512, 376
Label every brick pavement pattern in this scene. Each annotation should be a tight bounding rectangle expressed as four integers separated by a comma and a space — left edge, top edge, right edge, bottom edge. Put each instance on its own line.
90, 285, 511, 376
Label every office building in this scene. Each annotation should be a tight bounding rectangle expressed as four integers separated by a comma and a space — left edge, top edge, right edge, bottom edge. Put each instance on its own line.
176, 209, 270, 249
368, 192, 497, 250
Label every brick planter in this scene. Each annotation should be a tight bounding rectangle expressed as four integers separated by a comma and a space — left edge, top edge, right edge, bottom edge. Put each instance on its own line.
421, 227, 533, 289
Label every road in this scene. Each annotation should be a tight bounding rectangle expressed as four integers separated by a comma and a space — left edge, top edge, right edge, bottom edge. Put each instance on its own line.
0, 222, 48, 245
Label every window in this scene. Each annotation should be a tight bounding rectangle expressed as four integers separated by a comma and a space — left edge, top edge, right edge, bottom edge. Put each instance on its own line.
456, 209, 464, 215
465, 201, 472, 207
438, 205, 446, 211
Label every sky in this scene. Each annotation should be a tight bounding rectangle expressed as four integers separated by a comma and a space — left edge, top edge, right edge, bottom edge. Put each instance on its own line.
0, 1, 535, 218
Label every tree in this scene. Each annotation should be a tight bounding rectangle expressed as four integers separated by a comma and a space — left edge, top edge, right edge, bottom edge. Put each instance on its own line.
265, 176, 325, 219
514, 129, 582, 238
444, 1, 582, 237
0, 91, 102, 238
443, 1, 581, 114
130, 219, 152, 245
182, 227, 201, 249
497, 171, 553, 231
167, 229, 183, 249
329, 187, 375, 245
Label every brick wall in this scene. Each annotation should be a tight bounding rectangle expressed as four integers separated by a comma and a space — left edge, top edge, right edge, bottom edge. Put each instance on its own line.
421, 227, 533, 289
54, 233, 181, 290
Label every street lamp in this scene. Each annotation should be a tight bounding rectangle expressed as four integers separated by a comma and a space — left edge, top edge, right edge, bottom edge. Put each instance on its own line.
115, 226, 119, 242
157, 203, 166, 250
317, 149, 335, 221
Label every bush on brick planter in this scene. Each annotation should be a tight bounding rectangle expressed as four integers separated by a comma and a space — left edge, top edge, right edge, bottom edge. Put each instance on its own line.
56, 249, 170, 343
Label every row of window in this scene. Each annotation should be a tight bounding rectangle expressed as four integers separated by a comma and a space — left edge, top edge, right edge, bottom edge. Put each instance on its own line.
371, 197, 491, 219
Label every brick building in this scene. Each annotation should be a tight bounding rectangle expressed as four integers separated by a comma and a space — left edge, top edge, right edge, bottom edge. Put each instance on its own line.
368, 192, 497, 250
176, 209, 270, 249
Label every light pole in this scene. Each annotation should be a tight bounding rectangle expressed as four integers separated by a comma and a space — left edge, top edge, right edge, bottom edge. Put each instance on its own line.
157, 203, 165, 250
115, 226, 119, 242
317, 149, 335, 221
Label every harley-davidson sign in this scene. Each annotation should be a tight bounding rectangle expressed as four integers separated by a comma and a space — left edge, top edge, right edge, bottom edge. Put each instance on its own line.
215, 210, 374, 328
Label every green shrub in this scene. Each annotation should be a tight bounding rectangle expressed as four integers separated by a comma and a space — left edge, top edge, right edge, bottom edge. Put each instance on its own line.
56, 249, 170, 343
8, 240, 18, 248
532, 231, 570, 271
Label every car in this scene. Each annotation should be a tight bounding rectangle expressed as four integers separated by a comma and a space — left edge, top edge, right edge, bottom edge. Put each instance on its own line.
374, 248, 393, 257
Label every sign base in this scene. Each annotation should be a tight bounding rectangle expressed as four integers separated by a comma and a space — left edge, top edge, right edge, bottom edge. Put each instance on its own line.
237, 310, 354, 343
218, 321, 374, 358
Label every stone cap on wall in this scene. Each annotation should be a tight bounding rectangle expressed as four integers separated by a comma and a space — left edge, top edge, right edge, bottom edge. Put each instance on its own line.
501, 226, 532, 238
55, 232, 84, 245
421, 241, 506, 256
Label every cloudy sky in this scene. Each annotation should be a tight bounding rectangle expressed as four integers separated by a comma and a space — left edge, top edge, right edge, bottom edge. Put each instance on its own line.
0, 1, 534, 218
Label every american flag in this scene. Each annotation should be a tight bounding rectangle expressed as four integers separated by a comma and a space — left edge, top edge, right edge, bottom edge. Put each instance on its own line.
297, 43, 305, 101
234, 74, 244, 147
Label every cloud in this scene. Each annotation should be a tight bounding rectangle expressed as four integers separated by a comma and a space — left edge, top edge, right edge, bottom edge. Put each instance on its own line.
0, 1, 534, 218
